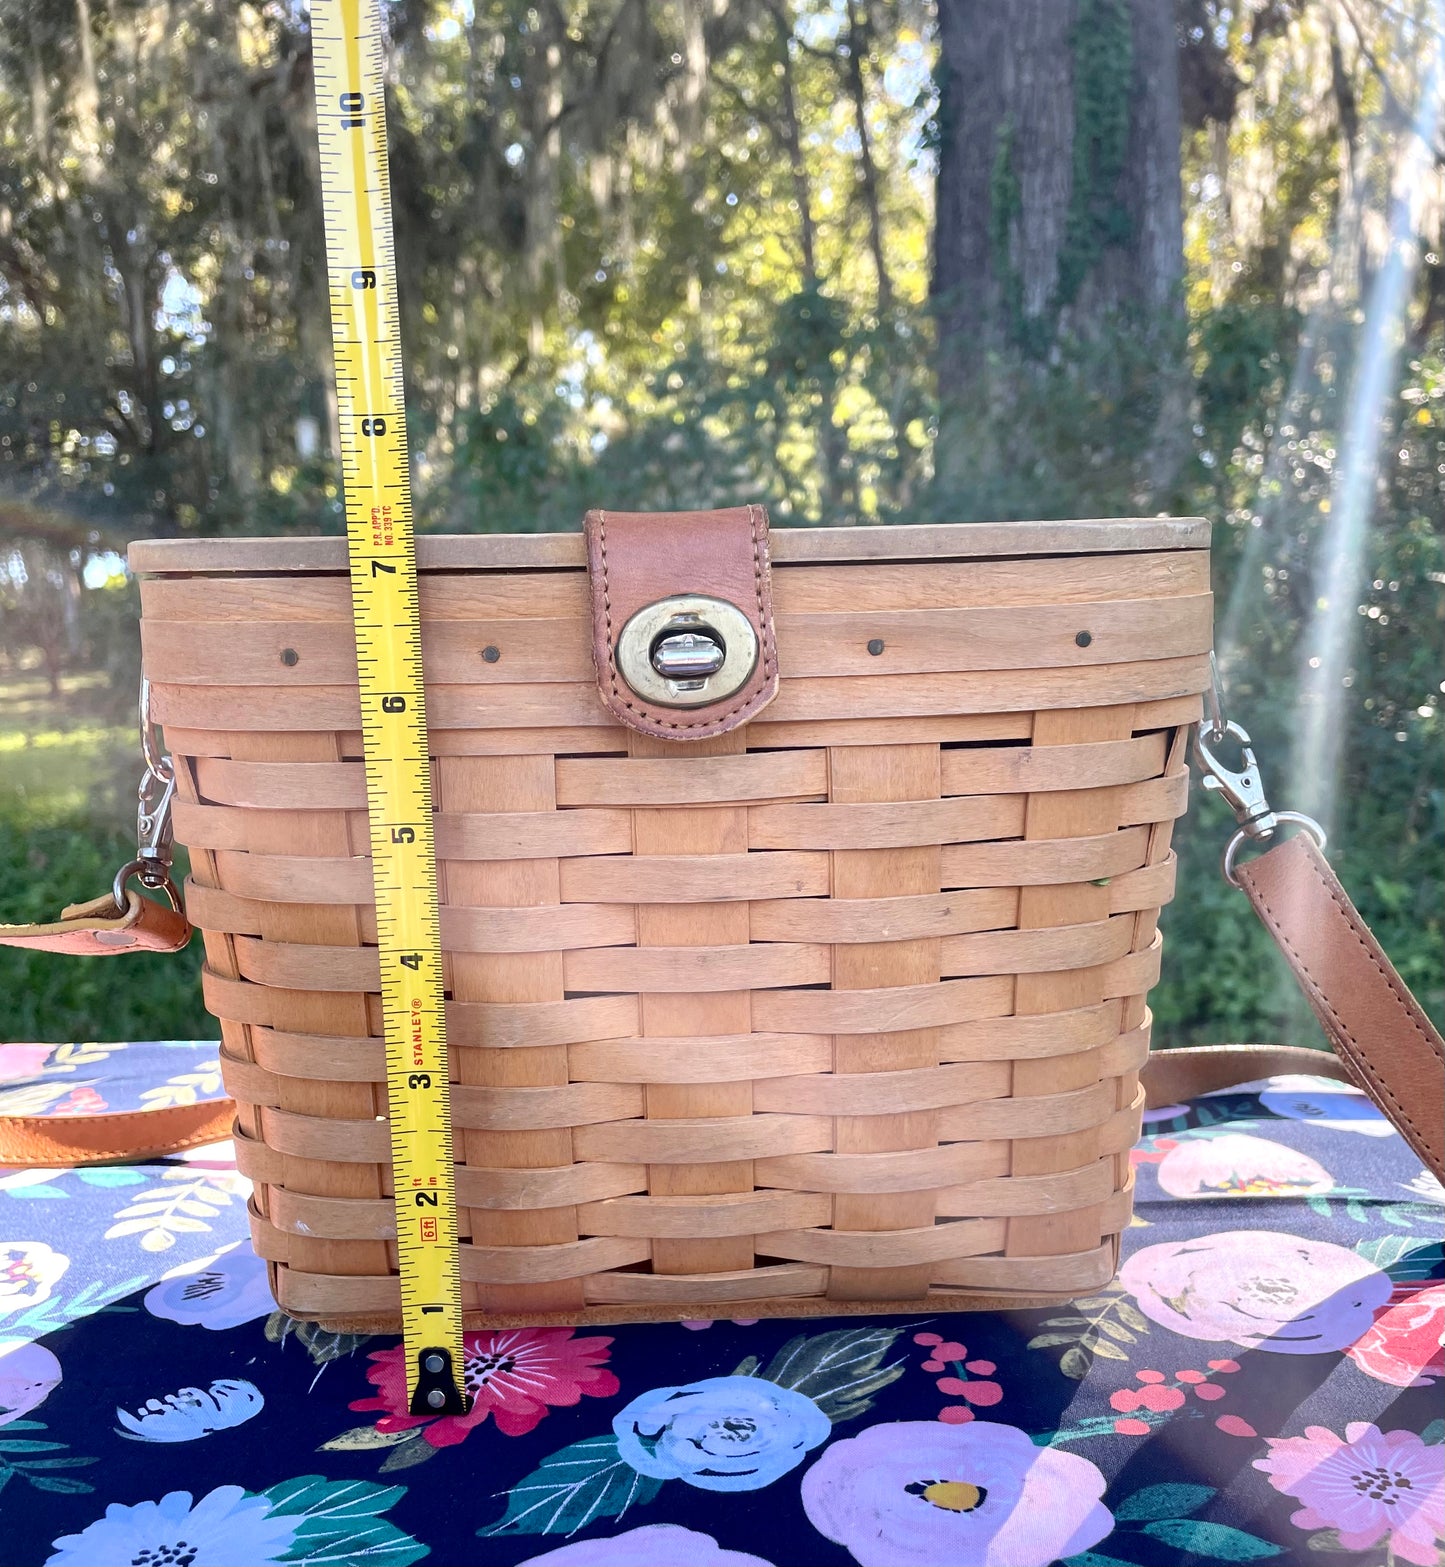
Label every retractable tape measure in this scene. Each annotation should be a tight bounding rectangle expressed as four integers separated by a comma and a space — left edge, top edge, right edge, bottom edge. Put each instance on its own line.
310, 0, 468, 1417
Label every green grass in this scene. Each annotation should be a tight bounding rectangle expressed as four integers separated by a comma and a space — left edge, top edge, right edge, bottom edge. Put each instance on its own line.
0, 669, 213, 1042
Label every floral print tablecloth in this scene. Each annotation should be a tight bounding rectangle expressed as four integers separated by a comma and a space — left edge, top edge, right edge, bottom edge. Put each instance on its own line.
1, 1039, 1443, 1567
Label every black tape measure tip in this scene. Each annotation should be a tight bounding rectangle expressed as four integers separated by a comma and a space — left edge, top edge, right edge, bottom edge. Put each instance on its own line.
409, 1347, 469, 1416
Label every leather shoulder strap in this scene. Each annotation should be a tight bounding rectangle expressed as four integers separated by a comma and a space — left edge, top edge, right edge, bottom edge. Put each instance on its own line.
0, 889, 191, 956
0, 1099, 235, 1167
1237, 832, 1444, 1180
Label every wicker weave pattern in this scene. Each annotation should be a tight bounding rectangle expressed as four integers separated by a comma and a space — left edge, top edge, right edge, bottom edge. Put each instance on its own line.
138, 527, 1210, 1328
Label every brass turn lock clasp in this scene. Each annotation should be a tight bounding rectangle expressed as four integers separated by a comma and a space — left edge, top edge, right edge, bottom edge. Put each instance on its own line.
614, 594, 759, 710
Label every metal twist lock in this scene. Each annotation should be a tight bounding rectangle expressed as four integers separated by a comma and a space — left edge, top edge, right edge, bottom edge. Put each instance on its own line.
615, 594, 758, 709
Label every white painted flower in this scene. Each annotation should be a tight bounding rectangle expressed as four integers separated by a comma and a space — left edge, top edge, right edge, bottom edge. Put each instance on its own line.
0, 1168, 66, 1195
1259, 1076, 1394, 1136
116, 1378, 264, 1443
143, 1242, 272, 1330
1401, 1168, 1445, 1205
0, 1241, 69, 1318
0, 1340, 62, 1425
46, 1485, 297, 1567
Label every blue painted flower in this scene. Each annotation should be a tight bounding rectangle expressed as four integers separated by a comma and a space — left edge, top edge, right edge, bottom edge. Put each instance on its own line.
46, 1485, 297, 1566
612, 1375, 831, 1493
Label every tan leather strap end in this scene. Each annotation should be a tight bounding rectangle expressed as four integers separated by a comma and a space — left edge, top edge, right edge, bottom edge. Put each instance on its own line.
1141, 1043, 1352, 1108
1238, 832, 1445, 1180
0, 889, 192, 956
0, 1099, 235, 1167
584, 504, 780, 741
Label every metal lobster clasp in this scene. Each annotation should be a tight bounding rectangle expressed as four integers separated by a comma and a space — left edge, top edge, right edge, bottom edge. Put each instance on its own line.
113, 678, 183, 915
1194, 654, 1325, 887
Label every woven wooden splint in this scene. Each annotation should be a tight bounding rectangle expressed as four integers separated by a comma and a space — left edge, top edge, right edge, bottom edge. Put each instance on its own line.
131, 516, 1211, 1329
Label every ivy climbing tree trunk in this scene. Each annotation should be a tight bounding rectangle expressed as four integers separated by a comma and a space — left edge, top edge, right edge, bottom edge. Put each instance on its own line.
931, 0, 1186, 509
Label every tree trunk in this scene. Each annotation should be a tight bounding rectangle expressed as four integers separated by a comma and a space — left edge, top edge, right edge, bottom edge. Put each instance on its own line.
931, 0, 1185, 503
844, 0, 893, 316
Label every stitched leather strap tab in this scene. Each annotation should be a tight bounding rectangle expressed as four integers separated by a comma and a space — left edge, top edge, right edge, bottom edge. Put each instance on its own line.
0, 889, 192, 957
0, 1099, 235, 1167
1238, 832, 1445, 1180
584, 505, 779, 741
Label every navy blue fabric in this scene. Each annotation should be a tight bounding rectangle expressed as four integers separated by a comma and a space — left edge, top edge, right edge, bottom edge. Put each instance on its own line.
2, 1041, 1442, 1567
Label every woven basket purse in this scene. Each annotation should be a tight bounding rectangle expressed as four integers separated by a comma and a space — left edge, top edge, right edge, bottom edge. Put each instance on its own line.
126, 507, 1211, 1330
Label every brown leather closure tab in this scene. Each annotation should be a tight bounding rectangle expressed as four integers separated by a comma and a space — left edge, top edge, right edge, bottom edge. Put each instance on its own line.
584, 505, 780, 741
0, 888, 192, 957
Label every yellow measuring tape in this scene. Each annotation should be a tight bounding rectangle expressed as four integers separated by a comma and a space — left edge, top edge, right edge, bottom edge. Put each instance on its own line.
310, 0, 467, 1416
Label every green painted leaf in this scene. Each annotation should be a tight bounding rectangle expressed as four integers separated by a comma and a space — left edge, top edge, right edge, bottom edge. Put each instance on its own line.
732, 1355, 760, 1377
480, 1435, 663, 1538
1094, 1317, 1137, 1343
378, 1439, 438, 1475
1305, 1195, 1331, 1218
268, 1312, 375, 1364
264, 1476, 407, 1523
260, 1477, 426, 1566
1420, 1420, 1445, 1446
760, 1327, 905, 1421
282, 1518, 427, 1566
1069, 1296, 1117, 1310
24, 1475, 94, 1495
1114, 1300, 1151, 1332
1086, 1337, 1129, 1360
1114, 1483, 1217, 1521
1305, 1529, 1351, 1552
0, 1440, 67, 1454
1059, 1345, 1092, 1379
319, 1426, 420, 1453
1027, 1333, 1085, 1349
1038, 1316, 1090, 1328
1062, 1554, 1142, 1567
1141, 1521, 1281, 1560
1356, 1234, 1423, 1269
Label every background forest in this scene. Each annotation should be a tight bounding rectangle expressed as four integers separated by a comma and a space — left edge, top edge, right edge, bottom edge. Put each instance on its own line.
0, 0, 1441, 1044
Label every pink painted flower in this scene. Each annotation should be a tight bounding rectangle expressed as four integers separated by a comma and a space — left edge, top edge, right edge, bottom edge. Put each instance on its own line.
1115, 1418, 1151, 1436
1255, 1423, 1445, 1566
801, 1420, 1112, 1566
51, 1085, 108, 1117
0, 1045, 53, 1085
1345, 1283, 1445, 1388
517, 1525, 773, 1566
1155, 1134, 1333, 1198
1136, 1384, 1185, 1412
1119, 1230, 1389, 1352
351, 1327, 619, 1446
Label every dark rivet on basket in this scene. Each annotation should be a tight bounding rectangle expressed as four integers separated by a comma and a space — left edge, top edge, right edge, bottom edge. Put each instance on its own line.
281, 647, 300, 666
481, 645, 501, 664
1075, 630, 1093, 647
867, 638, 885, 656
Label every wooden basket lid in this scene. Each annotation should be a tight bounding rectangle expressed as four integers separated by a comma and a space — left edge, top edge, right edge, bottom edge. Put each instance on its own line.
129, 518, 1209, 576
